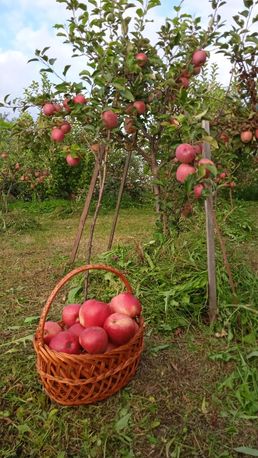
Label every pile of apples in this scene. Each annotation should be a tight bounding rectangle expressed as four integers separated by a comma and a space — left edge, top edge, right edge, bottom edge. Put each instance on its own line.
43, 292, 142, 355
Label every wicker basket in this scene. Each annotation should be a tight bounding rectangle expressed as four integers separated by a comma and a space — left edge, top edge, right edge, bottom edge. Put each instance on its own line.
33, 264, 144, 406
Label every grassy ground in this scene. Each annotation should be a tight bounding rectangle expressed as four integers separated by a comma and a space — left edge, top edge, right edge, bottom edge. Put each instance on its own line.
0, 200, 257, 458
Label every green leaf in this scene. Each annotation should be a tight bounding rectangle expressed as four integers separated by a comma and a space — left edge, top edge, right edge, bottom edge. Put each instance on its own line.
234, 447, 258, 456
136, 8, 144, 17
63, 65, 71, 76
42, 46, 50, 54
24, 315, 39, 324
243, 0, 253, 7
247, 351, 258, 359
121, 88, 135, 101
49, 58, 57, 66
27, 58, 39, 63
115, 412, 131, 432
67, 286, 83, 303
203, 135, 218, 149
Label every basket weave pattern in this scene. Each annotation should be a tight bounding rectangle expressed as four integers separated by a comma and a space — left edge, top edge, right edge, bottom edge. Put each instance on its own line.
34, 264, 144, 406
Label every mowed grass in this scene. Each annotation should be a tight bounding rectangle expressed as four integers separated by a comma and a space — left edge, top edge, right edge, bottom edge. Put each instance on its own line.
0, 201, 258, 458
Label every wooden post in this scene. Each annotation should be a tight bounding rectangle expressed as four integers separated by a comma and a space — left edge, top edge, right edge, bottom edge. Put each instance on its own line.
202, 120, 218, 323
69, 151, 104, 264
107, 150, 133, 250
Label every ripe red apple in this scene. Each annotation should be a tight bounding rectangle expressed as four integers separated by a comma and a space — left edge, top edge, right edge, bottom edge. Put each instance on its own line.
104, 313, 136, 346
193, 66, 201, 75
79, 299, 111, 328
68, 322, 85, 340
240, 130, 253, 143
53, 103, 62, 112
219, 132, 229, 144
133, 100, 146, 114
62, 303, 81, 327
60, 122, 71, 134
43, 321, 62, 345
176, 144, 196, 164
135, 52, 148, 67
49, 331, 81, 354
73, 94, 87, 104
124, 117, 137, 134
192, 144, 203, 155
110, 292, 142, 318
198, 158, 215, 177
66, 154, 81, 167
42, 103, 55, 116
192, 50, 207, 67
229, 181, 236, 188
79, 327, 108, 354
51, 127, 65, 142
63, 98, 71, 112
105, 342, 117, 352
181, 69, 191, 78
194, 184, 204, 199
176, 164, 196, 183
179, 77, 189, 88
90, 143, 100, 154
219, 172, 227, 180
102, 110, 118, 129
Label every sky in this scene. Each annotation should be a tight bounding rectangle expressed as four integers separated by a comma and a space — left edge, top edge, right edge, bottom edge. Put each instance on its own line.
0, 0, 250, 117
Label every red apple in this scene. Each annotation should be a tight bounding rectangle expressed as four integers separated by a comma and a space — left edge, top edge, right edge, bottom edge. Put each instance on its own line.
103, 313, 136, 346
124, 117, 137, 134
219, 132, 229, 144
102, 110, 118, 129
133, 100, 146, 114
43, 321, 62, 345
66, 154, 81, 167
68, 322, 85, 340
79, 327, 108, 354
49, 331, 81, 354
51, 127, 65, 142
193, 66, 201, 75
179, 77, 189, 88
192, 144, 203, 155
60, 122, 71, 134
219, 172, 227, 180
240, 130, 253, 143
176, 164, 196, 183
105, 342, 117, 352
198, 158, 215, 177
229, 181, 236, 188
62, 304, 81, 327
53, 103, 62, 112
192, 50, 207, 67
110, 292, 142, 318
73, 94, 87, 104
79, 299, 111, 328
194, 184, 204, 199
181, 69, 191, 78
176, 144, 196, 164
42, 103, 55, 116
135, 52, 148, 67
63, 98, 71, 112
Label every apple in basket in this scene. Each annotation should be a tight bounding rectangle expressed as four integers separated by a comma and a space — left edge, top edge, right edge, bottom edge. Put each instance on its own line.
62, 304, 81, 327
79, 299, 111, 327
43, 321, 62, 344
79, 327, 108, 354
49, 331, 81, 354
103, 313, 136, 346
110, 292, 142, 318
68, 322, 85, 340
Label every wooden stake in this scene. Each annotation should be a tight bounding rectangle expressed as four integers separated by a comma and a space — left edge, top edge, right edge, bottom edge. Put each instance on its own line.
69, 151, 104, 264
202, 120, 218, 323
107, 150, 133, 250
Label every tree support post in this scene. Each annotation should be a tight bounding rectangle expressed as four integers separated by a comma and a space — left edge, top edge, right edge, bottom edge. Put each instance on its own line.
202, 120, 218, 323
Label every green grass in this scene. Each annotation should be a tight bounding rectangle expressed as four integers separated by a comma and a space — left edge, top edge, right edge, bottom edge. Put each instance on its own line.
0, 199, 258, 457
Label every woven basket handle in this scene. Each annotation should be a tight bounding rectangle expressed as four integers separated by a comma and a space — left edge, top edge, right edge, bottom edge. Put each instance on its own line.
36, 264, 133, 346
